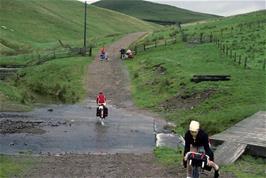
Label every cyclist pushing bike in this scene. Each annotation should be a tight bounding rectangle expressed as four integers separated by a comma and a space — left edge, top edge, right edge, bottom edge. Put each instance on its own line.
183, 120, 220, 178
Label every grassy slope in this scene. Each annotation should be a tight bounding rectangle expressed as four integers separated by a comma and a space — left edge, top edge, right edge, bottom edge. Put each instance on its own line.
93, 0, 218, 24
127, 42, 266, 134
183, 10, 266, 70
125, 11, 266, 135
0, 56, 90, 111
0, 0, 158, 52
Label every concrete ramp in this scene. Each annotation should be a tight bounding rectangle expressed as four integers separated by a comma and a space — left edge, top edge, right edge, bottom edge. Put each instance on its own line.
211, 111, 266, 165
214, 142, 247, 165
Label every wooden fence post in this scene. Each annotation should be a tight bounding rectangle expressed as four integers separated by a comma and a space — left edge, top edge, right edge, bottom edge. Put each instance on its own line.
210, 33, 213, 42
89, 47, 92, 56
244, 57, 248, 68
200, 33, 203, 43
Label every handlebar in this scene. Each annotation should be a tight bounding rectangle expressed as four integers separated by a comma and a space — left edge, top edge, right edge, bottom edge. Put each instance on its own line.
185, 152, 210, 160
185, 152, 210, 168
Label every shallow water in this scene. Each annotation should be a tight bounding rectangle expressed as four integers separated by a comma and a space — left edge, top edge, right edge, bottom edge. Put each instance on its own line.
0, 99, 157, 155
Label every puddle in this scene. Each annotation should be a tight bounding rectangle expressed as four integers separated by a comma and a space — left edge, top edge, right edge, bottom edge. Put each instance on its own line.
0, 99, 160, 155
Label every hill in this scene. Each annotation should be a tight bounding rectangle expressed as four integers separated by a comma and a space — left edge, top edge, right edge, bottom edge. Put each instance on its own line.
0, 0, 158, 54
93, 0, 219, 25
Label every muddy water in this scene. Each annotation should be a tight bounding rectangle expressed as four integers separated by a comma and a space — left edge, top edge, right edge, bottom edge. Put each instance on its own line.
0, 99, 158, 155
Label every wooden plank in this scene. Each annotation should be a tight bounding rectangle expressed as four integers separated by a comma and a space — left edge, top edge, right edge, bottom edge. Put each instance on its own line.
214, 141, 247, 165
191, 75, 231, 83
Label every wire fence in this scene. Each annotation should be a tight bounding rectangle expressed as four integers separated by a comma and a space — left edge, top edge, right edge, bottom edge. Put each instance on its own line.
133, 36, 177, 55
184, 20, 266, 70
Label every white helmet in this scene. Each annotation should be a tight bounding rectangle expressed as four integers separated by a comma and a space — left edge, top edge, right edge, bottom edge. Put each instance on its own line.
189, 120, 200, 132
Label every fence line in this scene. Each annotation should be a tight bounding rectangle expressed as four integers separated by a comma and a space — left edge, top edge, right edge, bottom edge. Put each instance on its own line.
0, 47, 93, 68
133, 36, 177, 55
186, 23, 265, 70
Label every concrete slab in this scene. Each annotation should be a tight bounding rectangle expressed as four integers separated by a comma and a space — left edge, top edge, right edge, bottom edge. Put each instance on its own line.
211, 111, 266, 159
214, 142, 247, 165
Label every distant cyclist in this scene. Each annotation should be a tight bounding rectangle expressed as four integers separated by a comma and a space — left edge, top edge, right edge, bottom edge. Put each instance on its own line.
120, 48, 126, 59
96, 91, 108, 120
100, 47, 108, 60
183, 120, 220, 178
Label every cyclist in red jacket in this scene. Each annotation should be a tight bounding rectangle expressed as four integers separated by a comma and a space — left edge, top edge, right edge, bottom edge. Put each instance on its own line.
96, 91, 106, 106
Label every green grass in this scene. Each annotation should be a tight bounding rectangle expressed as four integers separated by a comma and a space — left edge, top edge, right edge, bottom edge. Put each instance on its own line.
93, 0, 219, 24
126, 41, 266, 135
183, 10, 266, 70
0, 0, 158, 54
0, 155, 34, 178
223, 155, 266, 178
126, 11, 266, 135
154, 147, 183, 166
0, 56, 91, 111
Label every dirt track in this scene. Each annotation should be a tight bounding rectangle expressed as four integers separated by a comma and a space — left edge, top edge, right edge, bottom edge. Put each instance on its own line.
86, 32, 146, 108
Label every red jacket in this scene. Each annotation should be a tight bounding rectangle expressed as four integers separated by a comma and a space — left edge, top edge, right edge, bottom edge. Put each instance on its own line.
96, 94, 106, 104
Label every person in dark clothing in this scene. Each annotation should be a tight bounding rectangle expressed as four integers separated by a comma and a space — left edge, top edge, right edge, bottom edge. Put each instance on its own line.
120, 48, 126, 59
183, 120, 220, 178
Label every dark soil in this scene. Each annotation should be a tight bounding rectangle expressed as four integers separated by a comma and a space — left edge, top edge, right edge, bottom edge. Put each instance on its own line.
0, 119, 45, 134
159, 89, 217, 111
21, 154, 234, 178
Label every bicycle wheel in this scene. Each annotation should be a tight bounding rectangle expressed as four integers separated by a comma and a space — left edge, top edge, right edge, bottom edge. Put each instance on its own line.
192, 166, 200, 178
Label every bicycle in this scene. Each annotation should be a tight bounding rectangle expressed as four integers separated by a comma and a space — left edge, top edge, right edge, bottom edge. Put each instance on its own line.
185, 151, 210, 178
96, 104, 108, 125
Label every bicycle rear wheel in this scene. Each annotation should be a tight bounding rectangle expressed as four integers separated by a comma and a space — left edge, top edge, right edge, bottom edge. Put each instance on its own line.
192, 166, 200, 178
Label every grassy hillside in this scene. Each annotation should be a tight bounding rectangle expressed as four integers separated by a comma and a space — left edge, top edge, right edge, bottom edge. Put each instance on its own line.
93, 0, 219, 24
0, 0, 159, 110
183, 10, 266, 70
0, 0, 157, 54
125, 11, 266, 135
133, 10, 266, 70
